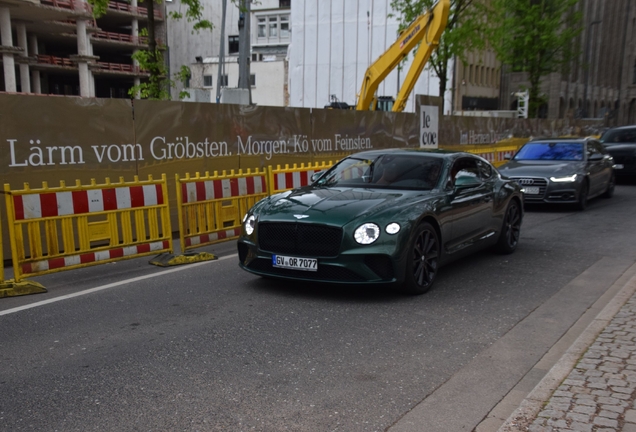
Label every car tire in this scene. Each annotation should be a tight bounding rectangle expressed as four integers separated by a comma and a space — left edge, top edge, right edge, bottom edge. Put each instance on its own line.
603, 173, 615, 198
400, 222, 439, 295
495, 199, 521, 254
576, 180, 589, 211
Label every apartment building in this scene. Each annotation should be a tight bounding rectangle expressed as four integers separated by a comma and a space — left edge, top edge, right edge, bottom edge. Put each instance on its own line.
0, 0, 165, 98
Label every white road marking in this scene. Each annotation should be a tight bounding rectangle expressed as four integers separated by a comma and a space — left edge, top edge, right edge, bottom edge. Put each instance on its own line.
0, 254, 238, 316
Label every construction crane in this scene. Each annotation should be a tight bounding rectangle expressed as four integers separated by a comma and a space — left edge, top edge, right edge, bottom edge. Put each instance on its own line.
356, 0, 450, 112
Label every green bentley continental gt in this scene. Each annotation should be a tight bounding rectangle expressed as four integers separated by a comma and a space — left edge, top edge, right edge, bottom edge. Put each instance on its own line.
238, 149, 523, 294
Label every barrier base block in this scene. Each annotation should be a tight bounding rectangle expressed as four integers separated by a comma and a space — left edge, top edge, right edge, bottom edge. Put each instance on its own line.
0, 280, 47, 298
149, 251, 217, 267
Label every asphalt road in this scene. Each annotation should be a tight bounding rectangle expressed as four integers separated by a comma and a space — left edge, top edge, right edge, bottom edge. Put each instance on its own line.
2, 184, 636, 432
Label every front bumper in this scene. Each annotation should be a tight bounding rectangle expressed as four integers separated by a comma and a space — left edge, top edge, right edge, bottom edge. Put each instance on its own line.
237, 237, 406, 285
512, 176, 582, 204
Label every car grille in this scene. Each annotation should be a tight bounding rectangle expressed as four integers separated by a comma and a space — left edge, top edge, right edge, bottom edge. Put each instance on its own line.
510, 177, 548, 201
258, 222, 343, 257
247, 258, 366, 282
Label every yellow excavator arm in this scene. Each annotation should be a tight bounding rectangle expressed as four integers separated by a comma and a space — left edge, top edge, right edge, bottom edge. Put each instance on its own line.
355, 0, 450, 112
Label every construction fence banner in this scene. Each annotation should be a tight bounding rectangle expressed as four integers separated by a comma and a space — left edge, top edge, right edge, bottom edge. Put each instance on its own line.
4, 175, 173, 281
176, 169, 268, 253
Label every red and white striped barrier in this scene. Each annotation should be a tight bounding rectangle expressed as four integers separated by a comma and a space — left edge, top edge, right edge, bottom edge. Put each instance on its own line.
184, 228, 242, 247
12, 185, 164, 220
23, 240, 170, 274
181, 176, 266, 203
272, 170, 316, 191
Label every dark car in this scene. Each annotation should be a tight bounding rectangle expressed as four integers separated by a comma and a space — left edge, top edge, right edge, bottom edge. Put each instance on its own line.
498, 138, 615, 210
600, 125, 636, 177
237, 149, 523, 295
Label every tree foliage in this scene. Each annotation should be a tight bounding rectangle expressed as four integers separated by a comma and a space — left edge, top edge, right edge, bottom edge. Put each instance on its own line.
87, 0, 213, 100
487, 0, 582, 117
389, 0, 488, 99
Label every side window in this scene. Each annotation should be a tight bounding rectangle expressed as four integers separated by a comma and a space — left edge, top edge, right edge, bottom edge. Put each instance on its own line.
477, 160, 493, 179
586, 141, 601, 158
449, 158, 480, 186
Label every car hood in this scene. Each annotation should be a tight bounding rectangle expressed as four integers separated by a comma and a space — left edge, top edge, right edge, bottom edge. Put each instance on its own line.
256, 186, 429, 226
605, 143, 636, 153
498, 160, 584, 177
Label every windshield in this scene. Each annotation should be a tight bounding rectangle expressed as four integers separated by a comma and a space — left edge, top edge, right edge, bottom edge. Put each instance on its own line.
513, 142, 584, 161
600, 128, 636, 144
314, 154, 443, 190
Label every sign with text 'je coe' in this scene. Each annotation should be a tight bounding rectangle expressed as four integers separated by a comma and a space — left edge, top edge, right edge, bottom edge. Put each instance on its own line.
420, 105, 438, 149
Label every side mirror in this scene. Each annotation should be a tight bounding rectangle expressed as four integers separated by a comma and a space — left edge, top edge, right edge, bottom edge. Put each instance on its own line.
504, 154, 512, 160
454, 175, 482, 188
311, 171, 324, 182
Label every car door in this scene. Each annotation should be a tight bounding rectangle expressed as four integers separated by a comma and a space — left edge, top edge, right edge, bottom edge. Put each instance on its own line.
446, 157, 494, 253
586, 140, 612, 196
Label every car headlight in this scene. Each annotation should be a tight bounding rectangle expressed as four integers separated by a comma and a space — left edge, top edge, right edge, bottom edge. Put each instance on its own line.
244, 215, 257, 235
354, 223, 380, 244
385, 223, 401, 235
549, 174, 578, 183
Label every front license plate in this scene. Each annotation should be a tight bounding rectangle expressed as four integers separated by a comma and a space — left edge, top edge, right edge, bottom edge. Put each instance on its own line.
272, 255, 318, 271
522, 186, 540, 194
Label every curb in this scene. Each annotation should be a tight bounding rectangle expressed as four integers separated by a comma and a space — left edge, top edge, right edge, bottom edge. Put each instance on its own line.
497, 270, 636, 431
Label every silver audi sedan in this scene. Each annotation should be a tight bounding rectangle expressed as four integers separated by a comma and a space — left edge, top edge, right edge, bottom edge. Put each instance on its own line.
498, 137, 615, 210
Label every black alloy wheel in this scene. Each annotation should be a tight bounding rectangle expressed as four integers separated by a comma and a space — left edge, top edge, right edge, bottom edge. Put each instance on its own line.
495, 200, 521, 254
603, 173, 615, 198
401, 222, 439, 295
576, 180, 589, 210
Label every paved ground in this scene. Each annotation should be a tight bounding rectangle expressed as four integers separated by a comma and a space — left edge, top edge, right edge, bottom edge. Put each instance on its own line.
498, 270, 636, 432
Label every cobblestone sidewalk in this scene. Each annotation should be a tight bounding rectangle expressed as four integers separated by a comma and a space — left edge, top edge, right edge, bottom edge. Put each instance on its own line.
528, 294, 636, 432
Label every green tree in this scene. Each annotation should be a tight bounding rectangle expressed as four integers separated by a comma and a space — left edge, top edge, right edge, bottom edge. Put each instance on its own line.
389, 0, 488, 99
487, 0, 582, 118
87, 0, 212, 99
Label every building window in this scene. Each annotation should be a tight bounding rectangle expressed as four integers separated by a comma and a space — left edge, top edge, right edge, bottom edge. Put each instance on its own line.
269, 16, 278, 37
279, 0, 290, 8
220, 74, 228, 87
280, 16, 289, 38
633, 59, 636, 84
250, 74, 256, 86
256, 13, 291, 44
228, 35, 239, 54
203, 75, 213, 87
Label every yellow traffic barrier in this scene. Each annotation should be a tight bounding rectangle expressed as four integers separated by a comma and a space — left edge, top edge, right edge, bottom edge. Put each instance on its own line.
175, 168, 268, 254
267, 161, 335, 195
0, 203, 45, 297
4, 175, 173, 282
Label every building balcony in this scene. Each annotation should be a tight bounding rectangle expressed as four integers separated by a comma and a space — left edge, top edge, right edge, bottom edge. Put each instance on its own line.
93, 61, 149, 76
36, 54, 75, 68
91, 31, 150, 48
40, 0, 92, 14
107, 1, 163, 20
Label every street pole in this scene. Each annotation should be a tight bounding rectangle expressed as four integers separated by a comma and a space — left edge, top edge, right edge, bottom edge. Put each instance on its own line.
216, 0, 227, 103
582, 19, 602, 118
238, 0, 252, 104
